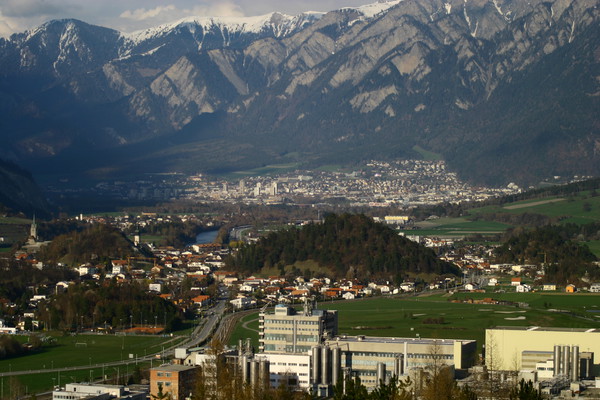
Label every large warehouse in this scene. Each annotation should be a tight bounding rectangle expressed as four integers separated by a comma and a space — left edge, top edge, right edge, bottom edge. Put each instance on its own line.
485, 327, 600, 379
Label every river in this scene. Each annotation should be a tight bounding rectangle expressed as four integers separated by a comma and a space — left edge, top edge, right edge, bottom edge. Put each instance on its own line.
192, 229, 220, 245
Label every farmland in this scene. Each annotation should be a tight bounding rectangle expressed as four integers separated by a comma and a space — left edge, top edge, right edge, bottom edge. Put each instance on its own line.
0, 333, 184, 394
228, 292, 600, 354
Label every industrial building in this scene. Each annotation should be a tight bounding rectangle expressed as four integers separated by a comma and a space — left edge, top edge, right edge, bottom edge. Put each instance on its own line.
52, 384, 146, 400
247, 303, 477, 393
150, 364, 198, 400
259, 303, 338, 353
485, 327, 600, 379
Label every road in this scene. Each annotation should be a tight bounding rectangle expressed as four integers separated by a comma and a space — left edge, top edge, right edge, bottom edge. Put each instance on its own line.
0, 288, 231, 380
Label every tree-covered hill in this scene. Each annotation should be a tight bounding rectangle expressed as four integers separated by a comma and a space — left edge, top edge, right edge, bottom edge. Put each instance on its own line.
38, 223, 136, 266
226, 213, 459, 280
38, 281, 183, 332
495, 224, 600, 284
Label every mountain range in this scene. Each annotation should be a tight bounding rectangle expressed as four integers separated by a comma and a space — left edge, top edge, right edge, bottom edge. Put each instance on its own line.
0, 0, 598, 186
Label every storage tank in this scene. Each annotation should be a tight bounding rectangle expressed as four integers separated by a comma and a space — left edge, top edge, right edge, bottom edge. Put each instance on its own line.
259, 358, 271, 388
332, 347, 341, 385
394, 356, 403, 377
571, 346, 579, 381
241, 355, 250, 383
250, 359, 259, 386
554, 345, 562, 376
321, 346, 331, 385
377, 362, 386, 386
563, 346, 571, 378
312, 346, 321, 385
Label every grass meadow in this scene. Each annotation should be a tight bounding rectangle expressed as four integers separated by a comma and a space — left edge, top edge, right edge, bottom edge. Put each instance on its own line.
228, 293, 600, 355
0, 333, 184, 394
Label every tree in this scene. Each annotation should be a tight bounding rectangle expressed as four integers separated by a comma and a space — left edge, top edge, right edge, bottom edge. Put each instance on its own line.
509, 380, 543, 400
152, 383, 172, 400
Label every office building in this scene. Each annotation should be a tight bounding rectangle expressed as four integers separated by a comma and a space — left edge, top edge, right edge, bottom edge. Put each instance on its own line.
259, 303, 338, 353
485, 326, 600, 379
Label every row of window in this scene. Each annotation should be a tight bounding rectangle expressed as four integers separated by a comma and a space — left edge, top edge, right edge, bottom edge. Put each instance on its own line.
265, 319, 319, 325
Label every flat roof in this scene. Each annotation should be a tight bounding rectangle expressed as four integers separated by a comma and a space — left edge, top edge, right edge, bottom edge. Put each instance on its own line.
151, 364, 197, 372
331, 336, 475, 345
490, 326, 599, 333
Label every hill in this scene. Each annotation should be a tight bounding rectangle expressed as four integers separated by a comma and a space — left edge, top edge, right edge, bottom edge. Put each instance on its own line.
0, 0, 597, 186
494, 224, 600, 284
226, 213, 459, 280
38, 223, 136, 266
0, 159, 50, 217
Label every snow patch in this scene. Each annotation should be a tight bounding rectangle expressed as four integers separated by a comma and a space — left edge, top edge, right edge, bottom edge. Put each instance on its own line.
122, 12, 324, 46
492, 0, 511, 21
342, 0, 403, 19
445, 3, 452, 14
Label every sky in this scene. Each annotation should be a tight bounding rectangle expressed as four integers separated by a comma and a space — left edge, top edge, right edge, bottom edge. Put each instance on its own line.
0, 0, 375, 38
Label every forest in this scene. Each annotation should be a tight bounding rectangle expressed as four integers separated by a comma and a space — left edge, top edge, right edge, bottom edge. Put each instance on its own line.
494, 224, 600, 284
226, 213, 459, 280
36, 280, 183, 332
37, 223, 136, 265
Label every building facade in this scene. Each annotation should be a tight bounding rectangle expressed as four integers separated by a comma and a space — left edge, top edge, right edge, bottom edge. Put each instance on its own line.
259, 304, 338, 353
485, 326, 600, 379
150, 364, 198, 400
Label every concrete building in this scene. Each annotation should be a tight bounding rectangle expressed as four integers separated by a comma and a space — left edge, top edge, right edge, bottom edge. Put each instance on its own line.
323, 335, 477, 390
150, 364, 198, 400
485, 327, 600, 379
259, 303, 338, 353
52, 384, 146, 400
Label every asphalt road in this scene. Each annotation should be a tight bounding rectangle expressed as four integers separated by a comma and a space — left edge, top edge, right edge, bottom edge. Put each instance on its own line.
0, 290, 230, 379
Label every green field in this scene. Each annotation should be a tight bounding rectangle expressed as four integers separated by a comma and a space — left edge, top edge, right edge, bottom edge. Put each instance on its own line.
404, 191, 600, 241
402, 218, 511, 238
412, 145, 443, 161
229, 294, 600, 354
0, 217, 31, 225
226, 163, 301, 178
0, 333, 183, 394
228, 313, 260, 350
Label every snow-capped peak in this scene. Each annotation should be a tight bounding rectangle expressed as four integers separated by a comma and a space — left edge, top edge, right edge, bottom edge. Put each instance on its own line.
342, 0, 403, 18
122, 12, 323, 46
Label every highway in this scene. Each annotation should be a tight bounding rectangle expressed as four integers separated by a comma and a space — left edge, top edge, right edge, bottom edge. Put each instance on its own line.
0, 288, 230, 381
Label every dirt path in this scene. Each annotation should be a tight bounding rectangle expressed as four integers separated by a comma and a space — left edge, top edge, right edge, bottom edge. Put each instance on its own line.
503, 198, 565, 210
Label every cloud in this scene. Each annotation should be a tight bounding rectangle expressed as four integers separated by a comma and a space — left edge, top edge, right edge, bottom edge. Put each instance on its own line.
120, 5, 177, 21
192, 1, 245, 17
0, 0, 62, 18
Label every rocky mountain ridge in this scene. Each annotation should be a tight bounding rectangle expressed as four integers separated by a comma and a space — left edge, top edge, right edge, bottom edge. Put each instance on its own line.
0, 0, 598, 186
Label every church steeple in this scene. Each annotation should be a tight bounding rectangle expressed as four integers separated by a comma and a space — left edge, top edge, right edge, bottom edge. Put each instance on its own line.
30, 214, 37, 242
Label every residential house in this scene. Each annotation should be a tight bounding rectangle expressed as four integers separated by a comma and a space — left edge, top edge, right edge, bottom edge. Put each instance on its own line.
191, 295, 211, 308
542, 283, 557, 291
566, 284, 577, 293
150, 365, 198, 400
590, 283, 600, 293
516, 284, 531, 293
511, 277, 522, 286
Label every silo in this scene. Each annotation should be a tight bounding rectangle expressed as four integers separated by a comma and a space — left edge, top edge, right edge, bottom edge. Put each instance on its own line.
571, 346, 579, 381
259, 358, 271, 388
554, 345, 562, 376
392, 356, 401, 377
241, 355, 250, 383
376, 362, 386, 386
562, 346, 570, 378
312, 346, 321, 385
250, 359, 259, 386
332, 347, 341, 385
321, 346, 331, 385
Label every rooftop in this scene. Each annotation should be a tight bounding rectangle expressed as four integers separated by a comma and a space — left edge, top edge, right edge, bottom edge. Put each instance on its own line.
151, 364, 197, 372
332, 335, 475, 345
490, 326, 599, 333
